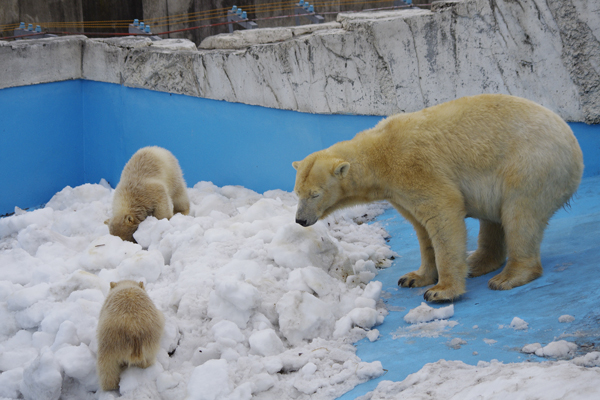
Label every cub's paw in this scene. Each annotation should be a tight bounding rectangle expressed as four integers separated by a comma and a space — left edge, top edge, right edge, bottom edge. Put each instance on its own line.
398, 272, 436, 288
423, 283, 465, 303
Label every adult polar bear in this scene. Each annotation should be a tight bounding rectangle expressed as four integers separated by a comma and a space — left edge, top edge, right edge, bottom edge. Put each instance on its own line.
292, 94, 583, 302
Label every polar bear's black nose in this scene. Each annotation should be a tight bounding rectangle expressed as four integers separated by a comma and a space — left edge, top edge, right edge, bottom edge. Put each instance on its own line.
296, 218, 309, 227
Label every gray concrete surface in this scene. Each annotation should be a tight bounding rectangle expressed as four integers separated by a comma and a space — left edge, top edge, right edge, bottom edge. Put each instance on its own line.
1, 0, 599, 123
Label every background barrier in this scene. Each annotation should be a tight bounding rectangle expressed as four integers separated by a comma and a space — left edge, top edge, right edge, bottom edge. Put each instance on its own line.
1, 79, 599, 217
0, 80, 382, 215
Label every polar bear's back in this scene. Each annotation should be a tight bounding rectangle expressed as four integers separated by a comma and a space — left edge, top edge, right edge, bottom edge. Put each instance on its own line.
120, 146, 181, 183
118, 146, 186, 198
366, 94, 583, 182
352, 94, 583, 221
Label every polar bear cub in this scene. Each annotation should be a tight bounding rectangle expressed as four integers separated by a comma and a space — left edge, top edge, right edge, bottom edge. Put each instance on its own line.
292, 94, 583, 302
96, 280, 165, 391
109, 146, 190, 242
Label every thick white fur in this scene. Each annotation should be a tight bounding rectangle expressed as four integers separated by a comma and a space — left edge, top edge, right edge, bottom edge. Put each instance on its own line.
293, 94, 584, 302
109, 146, 189, 242
96, 280, 164, 391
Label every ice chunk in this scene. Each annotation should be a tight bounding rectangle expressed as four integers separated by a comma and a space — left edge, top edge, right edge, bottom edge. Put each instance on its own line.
404, 302, 454, 324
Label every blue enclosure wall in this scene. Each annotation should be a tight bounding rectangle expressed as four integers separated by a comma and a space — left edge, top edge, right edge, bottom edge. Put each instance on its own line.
1, 80, 599, 216
0, 81, 84, 215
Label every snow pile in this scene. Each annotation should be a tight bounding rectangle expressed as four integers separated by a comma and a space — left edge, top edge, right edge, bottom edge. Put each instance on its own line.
448, 338, 467, 350
559, 315, 576, 323
392, 303, 457, 339
509, 316, 529, 330
572, 352, 600, 367
403, 302, 454, 324
0, 182, 395, 399
522, 340, 578, 359
535, 340, 578, 358
357, 359, 600, 400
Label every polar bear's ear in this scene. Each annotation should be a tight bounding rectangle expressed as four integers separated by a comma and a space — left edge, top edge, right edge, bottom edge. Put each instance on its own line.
125, 215, 135, 225
292, 161, 301, 170
110, 282, 117, 289
103, 219, 109, 225
334, 161, 350, 179
138, 282, 145, 289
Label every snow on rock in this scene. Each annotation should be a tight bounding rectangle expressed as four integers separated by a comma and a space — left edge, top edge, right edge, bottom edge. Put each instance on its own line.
0, 182, 393, 399
534, 340, 578, 359
404, 302, 454, 324
357, 359, 600, 400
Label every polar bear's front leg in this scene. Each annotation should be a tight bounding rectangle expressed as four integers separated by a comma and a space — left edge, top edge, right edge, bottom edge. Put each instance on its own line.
412, 195, 468, 302
393, 204, 438, 288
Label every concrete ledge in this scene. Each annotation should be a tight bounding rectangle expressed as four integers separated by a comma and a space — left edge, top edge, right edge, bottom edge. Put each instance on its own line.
0, 35, 85, 88
1, 0, 599, 123
199, 22, 342, 50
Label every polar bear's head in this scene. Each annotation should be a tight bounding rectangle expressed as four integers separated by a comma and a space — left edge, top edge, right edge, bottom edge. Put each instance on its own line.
292, 152, 350, 227
108, 213, 141, 243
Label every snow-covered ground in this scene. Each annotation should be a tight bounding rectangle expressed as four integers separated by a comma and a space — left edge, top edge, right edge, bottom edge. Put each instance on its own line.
1, 180, 600, 400
0, 181, 393, 400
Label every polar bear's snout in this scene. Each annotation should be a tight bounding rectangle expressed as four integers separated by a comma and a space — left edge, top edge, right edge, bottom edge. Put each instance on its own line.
296, 218, 309, 226
295, 201, 319, 227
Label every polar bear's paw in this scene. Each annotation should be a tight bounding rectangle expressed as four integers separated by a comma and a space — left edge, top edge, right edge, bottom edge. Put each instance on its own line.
487, 263, 543, 290
423, 283, 465, 302
398, 271, 437, 288
467, 250, 505, 277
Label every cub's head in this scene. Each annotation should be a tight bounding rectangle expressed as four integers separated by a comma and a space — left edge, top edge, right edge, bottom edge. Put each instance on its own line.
109, 280, 145, 291
292, 153, 350, 227
108, 214, 141, 243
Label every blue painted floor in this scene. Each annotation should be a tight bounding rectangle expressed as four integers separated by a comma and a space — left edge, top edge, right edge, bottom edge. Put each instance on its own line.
340, 174, 600, 399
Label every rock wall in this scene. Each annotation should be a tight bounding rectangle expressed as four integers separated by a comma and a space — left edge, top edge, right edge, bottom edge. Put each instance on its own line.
1, 0, 599, 123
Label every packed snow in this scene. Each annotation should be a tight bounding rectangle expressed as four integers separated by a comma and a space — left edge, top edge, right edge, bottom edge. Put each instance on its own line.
1, 181, 600, 400
0, 181, 393, 400
357, 359, 600, 400
509, 317, 529, 330
403, 302, 454, 324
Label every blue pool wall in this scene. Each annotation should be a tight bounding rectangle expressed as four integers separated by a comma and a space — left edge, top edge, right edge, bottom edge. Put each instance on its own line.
1, 79, 599, 216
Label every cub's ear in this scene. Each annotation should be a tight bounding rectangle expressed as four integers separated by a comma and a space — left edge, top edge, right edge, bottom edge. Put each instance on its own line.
334, 161, 350, 179
138, 281, 145, 289
292, 161, 301, 170
125, 215, 135, 225
110, 282, 117, 289
103, 219, 109, 225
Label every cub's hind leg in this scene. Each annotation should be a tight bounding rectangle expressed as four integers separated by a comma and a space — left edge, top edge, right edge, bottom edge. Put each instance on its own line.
97, 354, 123, 391
172, 186, 190, 215
468, 220, 506, 277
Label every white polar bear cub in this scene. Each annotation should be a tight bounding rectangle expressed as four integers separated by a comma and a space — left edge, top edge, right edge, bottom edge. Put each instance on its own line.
109, 146, 190, 242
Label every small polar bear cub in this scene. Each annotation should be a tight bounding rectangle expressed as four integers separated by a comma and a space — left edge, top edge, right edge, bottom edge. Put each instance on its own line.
96, 280, 165, 391
293, 94, 583, 302
108, 146, 190, 242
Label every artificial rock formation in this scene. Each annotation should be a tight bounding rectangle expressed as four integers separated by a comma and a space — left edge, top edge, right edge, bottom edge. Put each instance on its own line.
1, 0, 599, 123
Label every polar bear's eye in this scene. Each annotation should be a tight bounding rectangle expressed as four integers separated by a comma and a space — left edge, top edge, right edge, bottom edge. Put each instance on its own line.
311, 193, 320, 199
